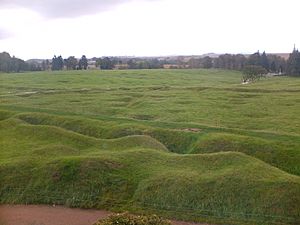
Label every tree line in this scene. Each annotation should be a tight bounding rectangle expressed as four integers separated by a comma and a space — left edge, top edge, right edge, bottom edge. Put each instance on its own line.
0, 52, 42, 72
51, 55, 88, 70
82, 51, 297, 74
241, 48, 300, 81
1, 48, 299, 76
187, 51, 288, 73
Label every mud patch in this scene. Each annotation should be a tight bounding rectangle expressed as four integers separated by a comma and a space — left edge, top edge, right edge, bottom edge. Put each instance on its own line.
0, 205, 212, 225
178, 128, 201, 133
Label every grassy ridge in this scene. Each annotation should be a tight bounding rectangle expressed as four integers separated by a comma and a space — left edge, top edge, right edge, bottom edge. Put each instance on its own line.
5, 111, 299, 176
1, 69, 300, 225
0, 115, 300, 225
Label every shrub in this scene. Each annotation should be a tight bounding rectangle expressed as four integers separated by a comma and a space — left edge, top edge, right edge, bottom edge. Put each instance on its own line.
94, 213, 171, 225
242, 65, 267, 82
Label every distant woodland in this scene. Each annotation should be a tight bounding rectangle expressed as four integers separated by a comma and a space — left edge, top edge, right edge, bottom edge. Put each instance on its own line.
1, 48, 299, 76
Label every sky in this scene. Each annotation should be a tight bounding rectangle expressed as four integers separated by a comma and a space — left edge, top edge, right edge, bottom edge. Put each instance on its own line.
0, 0, 299, 60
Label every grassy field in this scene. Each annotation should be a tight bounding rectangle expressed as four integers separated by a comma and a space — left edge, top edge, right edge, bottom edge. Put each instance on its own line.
0, 69, 300, 225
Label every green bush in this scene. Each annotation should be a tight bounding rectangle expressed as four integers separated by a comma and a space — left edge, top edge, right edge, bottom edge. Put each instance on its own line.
94, 213, 171, 225
242, 65, 267, 82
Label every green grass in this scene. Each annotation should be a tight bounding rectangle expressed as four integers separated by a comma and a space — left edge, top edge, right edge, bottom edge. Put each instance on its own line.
1, 70, 299, 135
0, 69, 300, 225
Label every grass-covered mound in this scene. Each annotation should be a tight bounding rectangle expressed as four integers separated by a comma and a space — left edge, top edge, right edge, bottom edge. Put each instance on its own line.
191, 133, 300, 176
0, 114, 300, 225
15, 112, 197, 154
9, 111, 300, 176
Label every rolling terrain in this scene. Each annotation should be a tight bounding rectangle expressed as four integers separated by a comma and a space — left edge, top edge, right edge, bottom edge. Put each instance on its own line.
0, 69, 300, 225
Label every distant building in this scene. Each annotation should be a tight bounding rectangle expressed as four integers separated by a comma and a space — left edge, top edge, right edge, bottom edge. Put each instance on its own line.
87, 60, 97, 70
114, 64, 129, 70
163, 64, 189, 69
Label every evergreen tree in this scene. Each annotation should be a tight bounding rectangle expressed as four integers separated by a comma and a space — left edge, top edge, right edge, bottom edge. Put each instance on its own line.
286, 46, 300, 76
57, 56, 64, 70
261, 51, 269, 71
79, 55, 88, 70
51, 55, 64, 70
267, 54, 286, 73
270, 61, 276, 73
247, 51, 262, 66
51, 56, 57, 70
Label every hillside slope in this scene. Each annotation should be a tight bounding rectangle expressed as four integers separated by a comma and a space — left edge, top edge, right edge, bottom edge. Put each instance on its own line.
5, 111, 299, 176
0, 114, 299, 225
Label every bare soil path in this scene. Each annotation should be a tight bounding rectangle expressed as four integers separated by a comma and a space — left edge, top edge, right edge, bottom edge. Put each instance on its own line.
0, 205, 211, 225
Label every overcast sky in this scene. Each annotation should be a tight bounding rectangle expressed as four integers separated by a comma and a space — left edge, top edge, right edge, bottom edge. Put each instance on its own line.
0, 0, 299, 59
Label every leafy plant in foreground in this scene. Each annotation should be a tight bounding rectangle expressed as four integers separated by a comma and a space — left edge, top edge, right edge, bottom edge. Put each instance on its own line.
94, 213, 171, 225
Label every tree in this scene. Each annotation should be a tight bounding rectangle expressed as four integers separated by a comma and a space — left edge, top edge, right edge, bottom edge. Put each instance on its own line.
242, 65, 267, 82
201, 56, 213, 69
188, 58, 201, 68
233, 54, 247, 70
65, 56, 78, 70
41, 59, 51, 71
96, 57, 114, 70
286, 47, 300, 76
270, 61, 276, 72
267, 55, 286, 74
27, 63, 42, 71
260, 51, 269, 71
247, 51, 262, 66
0, 52, 28, 72
0, 52, 11, 72
148, 58, 163, 69
215, 54, 235, 69
127, 59, 137, 69
10, 56, 27, 72
51, 55, 64, 70
78, 55, 88, 70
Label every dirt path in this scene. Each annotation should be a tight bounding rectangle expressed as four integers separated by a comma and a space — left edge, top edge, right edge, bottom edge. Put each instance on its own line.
0, 205, 211, 225
0, 205, 111, 225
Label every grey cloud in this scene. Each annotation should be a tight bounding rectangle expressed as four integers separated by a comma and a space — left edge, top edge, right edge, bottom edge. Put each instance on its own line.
0, 28, 11, 40
0, 0, 141, 18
